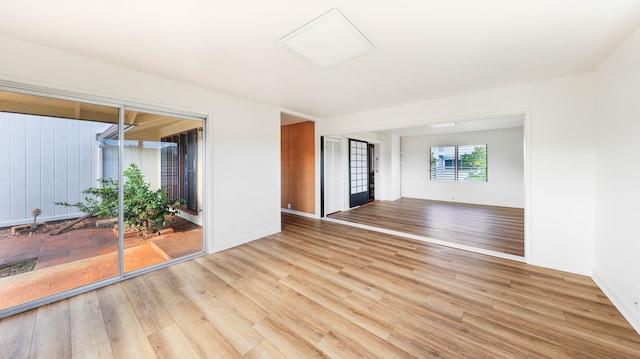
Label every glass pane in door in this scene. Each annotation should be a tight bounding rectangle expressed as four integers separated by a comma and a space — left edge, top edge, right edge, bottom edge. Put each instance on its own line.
0, 91, 120, 311
120, 109, 204, 273
349, 139, 369, 207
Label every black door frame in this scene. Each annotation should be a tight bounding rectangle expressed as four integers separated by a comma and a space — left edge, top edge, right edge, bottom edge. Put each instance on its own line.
368, 143, 375, 201
349, 139, 371, 208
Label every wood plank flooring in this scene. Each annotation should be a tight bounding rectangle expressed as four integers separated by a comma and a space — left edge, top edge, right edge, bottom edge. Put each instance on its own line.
1, 213, 638, 358
329, 198, 525, 256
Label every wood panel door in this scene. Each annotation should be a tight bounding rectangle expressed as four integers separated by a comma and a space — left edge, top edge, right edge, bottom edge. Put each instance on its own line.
281, 121, 315, 214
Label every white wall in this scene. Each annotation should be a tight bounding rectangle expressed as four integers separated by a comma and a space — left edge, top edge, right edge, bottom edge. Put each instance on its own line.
0, 36, 282, 253
377, 133, 402, 202
319, 73, 597, 275
594, 27, 640, 333
401, 128, 524, 208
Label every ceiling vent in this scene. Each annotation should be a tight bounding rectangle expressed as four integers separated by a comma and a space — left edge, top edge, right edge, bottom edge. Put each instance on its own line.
279, 8, 374, 68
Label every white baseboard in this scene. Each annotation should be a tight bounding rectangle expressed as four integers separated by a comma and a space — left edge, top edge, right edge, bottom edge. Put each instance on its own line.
280, 208, 319, 219
592, 270, 640, 335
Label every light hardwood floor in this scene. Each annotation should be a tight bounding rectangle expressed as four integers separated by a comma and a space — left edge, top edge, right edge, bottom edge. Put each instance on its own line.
329, 198, 525, 256
1, 214, 638, 358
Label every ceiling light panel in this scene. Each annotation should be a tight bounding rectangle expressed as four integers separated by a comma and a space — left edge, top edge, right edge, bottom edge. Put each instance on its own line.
279, 8, 374, 68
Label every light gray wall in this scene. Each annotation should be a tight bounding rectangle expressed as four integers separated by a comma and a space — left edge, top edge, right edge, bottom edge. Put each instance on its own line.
0, 113, 109, 226
594, 26, 640, 333
401, 128, 524, 208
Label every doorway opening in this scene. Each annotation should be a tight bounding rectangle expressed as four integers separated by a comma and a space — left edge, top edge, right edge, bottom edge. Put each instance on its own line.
368, 143, 376, 202
349, 139, 375, 208
280, 113, 315, 215
321, 113, 527, 260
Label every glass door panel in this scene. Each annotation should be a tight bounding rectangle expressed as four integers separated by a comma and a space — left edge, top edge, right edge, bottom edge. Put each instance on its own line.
349, 139, 370, 208
0, 91, 120, 311
121, 109, 204, 273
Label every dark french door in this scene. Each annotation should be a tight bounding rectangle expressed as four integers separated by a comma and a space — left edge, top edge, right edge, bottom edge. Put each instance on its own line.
368, 143, 375, 201
349, 139, 371, 207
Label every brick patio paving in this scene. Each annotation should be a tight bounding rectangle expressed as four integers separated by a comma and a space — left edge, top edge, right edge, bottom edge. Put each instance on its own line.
0, 226, 144, 270
0, 223, 203, 310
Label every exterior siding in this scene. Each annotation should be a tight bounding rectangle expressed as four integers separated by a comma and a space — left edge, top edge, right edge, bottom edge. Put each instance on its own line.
0, 117, 11, 221
102, 141, 161, 190
25, 115, 42, 217
0, 112, 111, 227
10, 114, 26, 221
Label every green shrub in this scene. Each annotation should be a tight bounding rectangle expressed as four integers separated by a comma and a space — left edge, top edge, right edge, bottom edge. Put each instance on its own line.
57, 163, 184, 232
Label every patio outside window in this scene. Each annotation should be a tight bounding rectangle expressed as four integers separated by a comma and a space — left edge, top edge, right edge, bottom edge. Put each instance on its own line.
0, 89, 205, 317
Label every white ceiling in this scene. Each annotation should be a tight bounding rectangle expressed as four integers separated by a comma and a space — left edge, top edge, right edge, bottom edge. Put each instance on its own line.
1, 1, 639, 118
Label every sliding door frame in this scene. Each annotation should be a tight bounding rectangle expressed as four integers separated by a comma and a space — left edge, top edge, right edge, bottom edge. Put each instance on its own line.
0, 80, 208, 318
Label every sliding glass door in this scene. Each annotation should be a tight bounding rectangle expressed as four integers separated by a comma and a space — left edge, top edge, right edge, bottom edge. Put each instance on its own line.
0, 91, 121, 311
0, 89, 205, 317
120, 108, 204, 273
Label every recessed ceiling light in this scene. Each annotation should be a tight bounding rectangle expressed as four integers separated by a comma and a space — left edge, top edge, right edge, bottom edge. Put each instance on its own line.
428, 122, 457, 128
279, 8, 374, 68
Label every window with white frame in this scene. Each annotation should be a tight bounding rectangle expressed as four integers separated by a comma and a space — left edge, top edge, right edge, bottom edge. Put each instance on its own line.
430, 145, 487, 182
